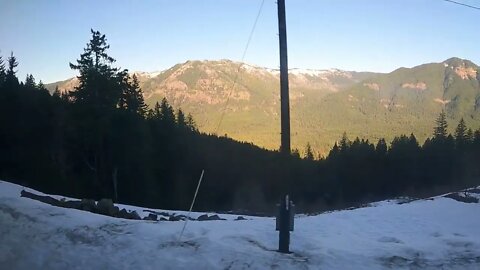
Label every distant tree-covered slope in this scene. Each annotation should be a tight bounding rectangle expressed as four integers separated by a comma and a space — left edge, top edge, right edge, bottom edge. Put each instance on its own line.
312, 57, 480, 152
47, 58, 480, 155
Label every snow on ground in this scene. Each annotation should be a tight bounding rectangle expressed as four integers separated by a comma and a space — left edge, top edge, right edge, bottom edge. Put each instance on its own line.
1, 180, 480, 270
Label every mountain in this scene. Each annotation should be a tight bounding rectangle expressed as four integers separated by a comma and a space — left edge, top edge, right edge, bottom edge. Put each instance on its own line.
313, 57, 480, 151
46, 58, 480, 154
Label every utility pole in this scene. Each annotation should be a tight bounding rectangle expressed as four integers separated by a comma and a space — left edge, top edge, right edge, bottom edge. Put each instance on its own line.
278, 0, 290, 155
275, 0, 295, 255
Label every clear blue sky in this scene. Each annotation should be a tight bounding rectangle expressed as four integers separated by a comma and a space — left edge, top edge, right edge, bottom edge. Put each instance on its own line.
1, 0, 479, 83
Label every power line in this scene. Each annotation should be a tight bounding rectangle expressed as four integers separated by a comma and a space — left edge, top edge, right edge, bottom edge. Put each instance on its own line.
214, 0, 265, 135
443, 0, 480, 10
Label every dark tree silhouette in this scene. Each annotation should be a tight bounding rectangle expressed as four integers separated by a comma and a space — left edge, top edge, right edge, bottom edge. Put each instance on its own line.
434, 111, 448, 140
119, 74, 147, 116
159, 97, 175, 126
339, 132, 350, 153
69, 29, 124, 109
67, 29, 131, 198
0, 55, 6, 86
5, 52, 19, 88
186, 113, 197, 132
455, 118, 468, 148
304, 143, 314, 160
375, 138, 387, 157
177, 109, 186, 127
24, 74, 36, 89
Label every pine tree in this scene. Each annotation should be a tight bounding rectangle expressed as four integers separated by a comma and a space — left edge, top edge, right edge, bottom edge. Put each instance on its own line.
69, 29, 123, 110
5, 52, 19, 88
53, 85, 61, 97
67, 30, 127, 198
0, 55, 5, 87
409, 133, 419, 148
147, 101, 159, 119
186, 113, 197, 132
454, 118, 467, 144
24, 74, 36, 89
433, 111, 448, 140
339, 132, 350, 153
177, 109, 186, 127
131, 74, 147, 116
160, 97, 175, 126
375, 138, 388, 156
37, 80, 48, 93
474, 129, 480, 143
328, 142, 340, 159
304, 143, 314, 160
466, 128, 474, 143
120, 74, 147, 116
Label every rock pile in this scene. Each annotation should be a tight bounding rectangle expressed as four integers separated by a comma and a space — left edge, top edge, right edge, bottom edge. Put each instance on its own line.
21, 190, 141, 220
20, 190, 231, 222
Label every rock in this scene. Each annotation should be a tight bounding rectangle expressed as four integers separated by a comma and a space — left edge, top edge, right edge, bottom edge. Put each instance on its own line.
208, 214, 225, 221
80, 199, 96, 212
62, 200, 82, 209
20, 190, 85, 209
235, 216, 247, 221
143, 213, 158, 221
128, 210, 141, 220
20, 190, 61, 207
118, 209, 130, 219
111, 206, 120, 216
97, 199, 116, 216
469, 188, 480, 194
176, 214, 189, 220
444, 193, 479, 203
169, 215, 181, 221
197, 214, 226, 221
117, 209, 140, 220
197, 214, 209, 221
143, 210, 171, 217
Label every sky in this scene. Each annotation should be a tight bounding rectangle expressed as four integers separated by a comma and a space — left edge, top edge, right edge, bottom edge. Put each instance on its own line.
1, 0, 479, 83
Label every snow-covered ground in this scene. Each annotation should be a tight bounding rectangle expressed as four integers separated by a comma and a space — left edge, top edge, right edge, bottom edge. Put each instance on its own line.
1, 180, 480, 270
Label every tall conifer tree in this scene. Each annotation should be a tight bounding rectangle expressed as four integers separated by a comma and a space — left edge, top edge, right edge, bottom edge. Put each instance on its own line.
434, 111, 448, 140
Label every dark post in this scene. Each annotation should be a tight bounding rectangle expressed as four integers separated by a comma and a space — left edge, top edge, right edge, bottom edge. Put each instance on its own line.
277, 0, 294, 254
278, 0, 290, 155
276, 194, 294, 253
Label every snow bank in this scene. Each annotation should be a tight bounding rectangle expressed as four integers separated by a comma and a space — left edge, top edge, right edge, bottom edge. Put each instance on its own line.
1, 180, 479, 269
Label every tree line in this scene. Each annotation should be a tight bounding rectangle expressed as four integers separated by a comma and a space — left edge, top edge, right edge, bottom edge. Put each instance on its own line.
1, 30, 479, 214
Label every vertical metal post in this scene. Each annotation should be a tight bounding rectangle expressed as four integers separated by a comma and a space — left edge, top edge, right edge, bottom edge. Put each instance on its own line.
278, 0, 290, 155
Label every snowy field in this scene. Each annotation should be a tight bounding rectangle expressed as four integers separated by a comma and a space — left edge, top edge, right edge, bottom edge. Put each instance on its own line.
1, 180, 480, 270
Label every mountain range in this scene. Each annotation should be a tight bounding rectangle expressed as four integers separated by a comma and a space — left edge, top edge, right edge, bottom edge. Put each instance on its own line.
46, 57, 480, 155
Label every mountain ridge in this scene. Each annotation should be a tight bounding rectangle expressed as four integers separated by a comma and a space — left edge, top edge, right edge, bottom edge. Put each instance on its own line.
46, 57, 480, 154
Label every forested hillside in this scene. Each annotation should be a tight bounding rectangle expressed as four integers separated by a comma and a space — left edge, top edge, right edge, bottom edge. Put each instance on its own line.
47, 57, 480, 155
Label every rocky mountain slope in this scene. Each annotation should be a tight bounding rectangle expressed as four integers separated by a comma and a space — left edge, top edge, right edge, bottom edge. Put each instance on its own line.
47, 58, 480, 154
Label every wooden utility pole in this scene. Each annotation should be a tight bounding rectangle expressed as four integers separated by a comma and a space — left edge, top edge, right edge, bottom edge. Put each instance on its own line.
278, 0, 290, 155
275, 0, 295, 255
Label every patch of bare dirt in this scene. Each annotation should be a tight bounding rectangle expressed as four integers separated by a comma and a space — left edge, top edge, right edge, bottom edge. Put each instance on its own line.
401, 82, 427, 90
363, 82, 380, 91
